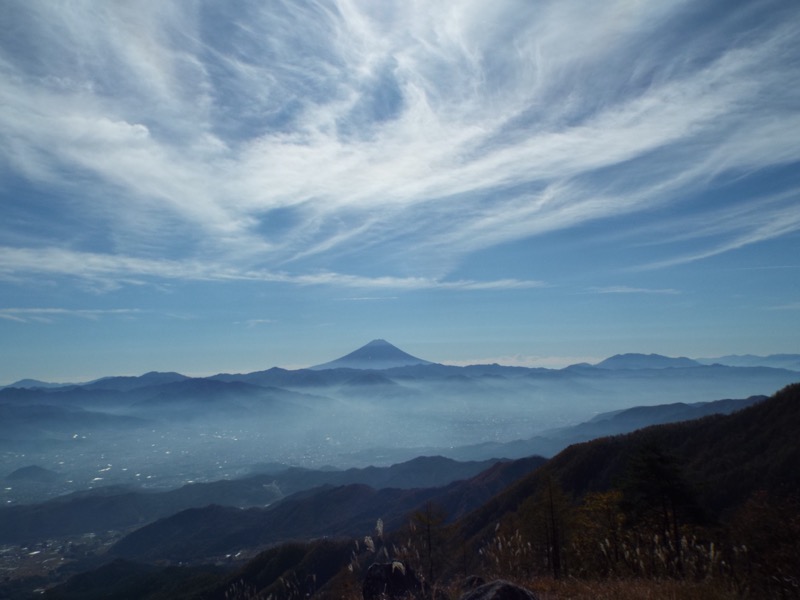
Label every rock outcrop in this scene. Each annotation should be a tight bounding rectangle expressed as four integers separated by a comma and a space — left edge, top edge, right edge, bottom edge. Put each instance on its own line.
460, 579, 539, 600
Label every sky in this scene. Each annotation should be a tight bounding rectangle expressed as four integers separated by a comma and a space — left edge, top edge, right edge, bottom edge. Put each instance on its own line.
1, 0, 799, 383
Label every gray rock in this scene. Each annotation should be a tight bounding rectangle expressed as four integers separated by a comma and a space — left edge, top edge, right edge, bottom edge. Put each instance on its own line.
363, 561, 423, 600
459, 580, 539, 600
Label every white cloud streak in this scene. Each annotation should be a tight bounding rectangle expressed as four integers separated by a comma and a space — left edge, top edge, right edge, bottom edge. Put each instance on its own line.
0, 307, 142, 323
1, 0, 799, 286
237, 319, 276, 328
0, 246, 544, 291
631, 189, 800, 270
589, 286, 681, 295
769, 302, 800, 311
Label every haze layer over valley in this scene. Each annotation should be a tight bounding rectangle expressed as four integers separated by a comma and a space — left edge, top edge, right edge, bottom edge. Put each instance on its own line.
2, 340, 797, 505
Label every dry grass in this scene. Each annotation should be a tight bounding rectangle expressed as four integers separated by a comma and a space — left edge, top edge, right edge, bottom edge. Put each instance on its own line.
324, 577, 743, 600
522, 577, 740, 600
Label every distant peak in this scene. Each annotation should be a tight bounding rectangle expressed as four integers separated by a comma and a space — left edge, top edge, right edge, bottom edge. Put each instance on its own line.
595, 353, 700, 370
310, 339, 432, 370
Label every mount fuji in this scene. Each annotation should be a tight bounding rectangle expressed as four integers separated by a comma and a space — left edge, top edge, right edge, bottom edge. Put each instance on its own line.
309, 339, 433, 370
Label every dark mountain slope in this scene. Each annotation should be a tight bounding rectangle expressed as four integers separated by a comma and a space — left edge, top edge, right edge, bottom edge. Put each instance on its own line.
458, 383, 800, 542
42, 558, 224, 600
215, 539, 353, 600
0, 457, 500, 544
109, 456, 546, 562
108, 486, 428, 561
44, 540, 353, 600
340, 456, 505, 490
251, 456, 501, 496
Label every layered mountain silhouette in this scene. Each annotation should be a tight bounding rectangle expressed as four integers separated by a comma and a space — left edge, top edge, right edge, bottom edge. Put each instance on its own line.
0, 393, 772, 546
697, 353, 800, 370
460, 383, 800, 539
67, 385, 800, 572
4, 346, 798, 391
42, 383, 800, 599
0, 457, 503, 544
109, 456, 546, 562
309, 339, 433, 370
342, 395, 768, 463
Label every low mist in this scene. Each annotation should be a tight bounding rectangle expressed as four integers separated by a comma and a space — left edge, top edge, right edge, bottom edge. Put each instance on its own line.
2, 359, 797, 504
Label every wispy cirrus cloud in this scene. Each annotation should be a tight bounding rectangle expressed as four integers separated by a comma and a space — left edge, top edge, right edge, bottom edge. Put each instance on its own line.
336, 296, 398, 302
589, 286, 681, 295
769, 302, 800, 311
0, 246, 545, 291
236, 319, 276, 328
0, 307, 142, 323
0, 1, 798, 287
629, 189, 800, 270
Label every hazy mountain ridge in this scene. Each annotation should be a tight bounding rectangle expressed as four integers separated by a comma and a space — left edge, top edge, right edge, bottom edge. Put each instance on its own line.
5, 465, 61, 483
0, 377, 329, 418
2, 341, 796, 505
0, 456, 503, 544
349, 395, 768, 463
6, 349, 798, 391
1, 340, 797, 549
0, 389, 765, 545
459, 383, 800, 543
82, 372, 191, 392
38, 384, 800, 600
696, 353, 800, 371
0, 402, 152, 441
593, 353, 701, 369
108, 456, 547, 562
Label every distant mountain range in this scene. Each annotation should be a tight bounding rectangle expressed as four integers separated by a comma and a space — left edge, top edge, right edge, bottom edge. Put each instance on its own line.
1, 339, 798, 522
335, 394, 768, 464
591, 352, 800, 371
5, 343, 798, 390
696, 353, 800, 371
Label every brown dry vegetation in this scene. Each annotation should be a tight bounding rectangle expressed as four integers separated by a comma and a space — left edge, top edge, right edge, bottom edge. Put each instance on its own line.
522, 577, 740, 600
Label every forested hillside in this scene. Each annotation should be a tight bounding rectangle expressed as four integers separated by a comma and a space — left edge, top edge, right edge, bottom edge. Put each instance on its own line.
35, 384, 800, 600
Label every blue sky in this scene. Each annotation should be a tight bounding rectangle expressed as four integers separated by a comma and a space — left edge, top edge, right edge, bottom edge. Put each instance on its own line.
1, 0, 799, 383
